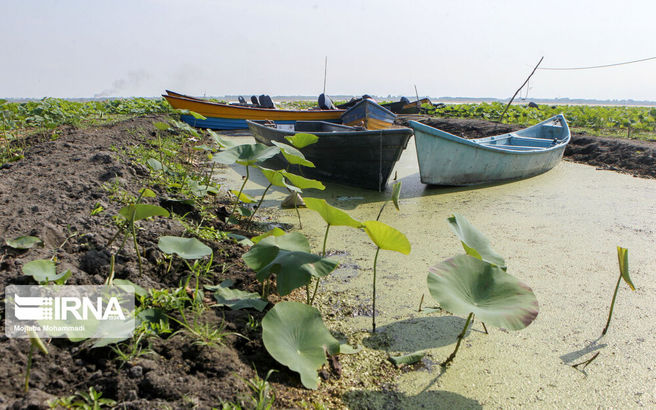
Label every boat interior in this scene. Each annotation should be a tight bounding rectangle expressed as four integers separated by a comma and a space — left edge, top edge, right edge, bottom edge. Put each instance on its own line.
475, 120, 568, 151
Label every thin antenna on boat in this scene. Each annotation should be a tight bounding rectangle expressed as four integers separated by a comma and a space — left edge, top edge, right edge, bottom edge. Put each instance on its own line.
323, 56, 328, 94
414, 84, 419, 101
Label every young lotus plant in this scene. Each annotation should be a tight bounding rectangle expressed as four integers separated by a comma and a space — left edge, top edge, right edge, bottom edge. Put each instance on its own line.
242, 231, 338, 301
363, 220, 411, 332
157, 235, 213, 304
109, 188, 170, 275
248, 166, 325, 229
427, 254, 539, 367
212, 143, 280, 222
304, 197, 363, 305
601, 246, 635, 336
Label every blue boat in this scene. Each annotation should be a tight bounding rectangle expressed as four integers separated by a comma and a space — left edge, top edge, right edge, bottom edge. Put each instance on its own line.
340, 98, 397, 130
407, 115, 571, 186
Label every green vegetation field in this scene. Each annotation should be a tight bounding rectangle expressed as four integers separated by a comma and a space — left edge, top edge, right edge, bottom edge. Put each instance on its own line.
3, 97, 656, 166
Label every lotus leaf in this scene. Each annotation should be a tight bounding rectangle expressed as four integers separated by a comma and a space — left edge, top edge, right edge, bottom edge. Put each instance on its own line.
242, 233, 338, 295
118, 204, 169, 222
22, 259, 69, 283
158, 236, 212, 260
617, 246, 634, 290
271, 141, 315, 167
280, 170, 325, 190
262, 301, 339, 389
447, 213, 506, 269
5, 236, 43, 250
391, 181, 402, 211
212, 285, 268, 311
427, 254, 538, 330
305, 198, 362, 228
212, 143, 280, 166
363, 220, 411, 254
284, 133, 319, 148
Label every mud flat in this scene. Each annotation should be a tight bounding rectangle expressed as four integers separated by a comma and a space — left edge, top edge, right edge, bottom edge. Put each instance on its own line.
218, 136, 656, 408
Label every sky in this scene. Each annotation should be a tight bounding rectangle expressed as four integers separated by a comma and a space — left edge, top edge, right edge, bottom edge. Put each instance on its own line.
2, 0, 656, 101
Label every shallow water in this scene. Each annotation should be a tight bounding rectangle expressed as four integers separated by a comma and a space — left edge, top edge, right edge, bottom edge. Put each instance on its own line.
215, 136, 656, 408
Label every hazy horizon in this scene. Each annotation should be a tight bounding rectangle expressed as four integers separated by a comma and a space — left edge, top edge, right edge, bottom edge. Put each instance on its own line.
3, 0, 655, 101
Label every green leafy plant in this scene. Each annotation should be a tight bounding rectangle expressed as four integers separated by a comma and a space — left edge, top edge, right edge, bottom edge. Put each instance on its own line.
601, 246, 635, 336
242, 232, 338, 300
363, 220, 411, 331
157, 235, 213, 306
109, 188, 169, 275
261, 301, 340, 389
427, 254, 539, 367
5, 235, 43, 250
212, 143, 280, 222
49, 386, 116, 409
206, 280, 268, 311
22, 259, 71, 285
238, 368, 277, 410
304, 197, 363, 304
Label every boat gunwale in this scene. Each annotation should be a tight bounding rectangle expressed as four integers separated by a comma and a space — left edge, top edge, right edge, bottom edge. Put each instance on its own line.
163, 93, 346, 115
408, 114, 571, 155
246, 120, 413, 137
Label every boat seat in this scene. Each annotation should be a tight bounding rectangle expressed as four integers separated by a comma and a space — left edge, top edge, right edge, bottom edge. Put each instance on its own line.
250, 95, 259, 106
318, 93, 337, 110
238, 96, 247, 104
259, 95, 275, 109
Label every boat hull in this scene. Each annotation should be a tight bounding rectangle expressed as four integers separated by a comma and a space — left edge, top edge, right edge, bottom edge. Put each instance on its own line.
163, 93, 343, 130
408, 115, 570, 186
340, 99, 397, 130
247, 121, 413, 190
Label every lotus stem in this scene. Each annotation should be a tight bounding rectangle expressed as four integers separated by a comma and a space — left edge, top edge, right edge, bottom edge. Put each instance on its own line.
372, 247, 380, 332
229, 165, 250, 222
418, 294, 424, 312
441, 312, 474, 368
247, 183, 272, 229
132, 225, 143, 276
310, 225, 331, 305
24, 343, 34, 392
294, 198, 303, 229
481, 322, 489, 334
601, 273, 623, 336
105, 254, 116, 285
376, 201, 388, 221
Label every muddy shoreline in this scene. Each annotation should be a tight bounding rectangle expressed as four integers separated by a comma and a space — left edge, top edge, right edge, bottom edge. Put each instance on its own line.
0, 115, 654, 408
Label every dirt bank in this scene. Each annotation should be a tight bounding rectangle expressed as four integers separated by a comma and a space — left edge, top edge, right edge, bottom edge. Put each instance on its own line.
0, 116, 319, 408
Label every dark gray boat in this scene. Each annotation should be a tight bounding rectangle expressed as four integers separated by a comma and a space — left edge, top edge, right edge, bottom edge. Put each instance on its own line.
246, 120, 413, 190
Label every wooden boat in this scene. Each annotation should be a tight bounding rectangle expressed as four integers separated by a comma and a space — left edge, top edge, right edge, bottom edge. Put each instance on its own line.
408, 114, 571, 186
382, 97, 433, 114
163, 93, 344, 130
340, 98, 397, 130
247, 120, 413, 190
